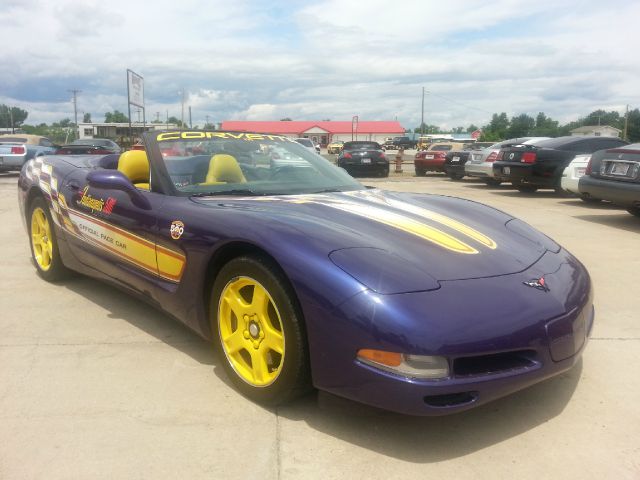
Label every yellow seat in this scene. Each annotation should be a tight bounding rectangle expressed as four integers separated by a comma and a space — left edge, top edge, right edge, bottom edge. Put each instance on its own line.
202, 154, 247, 184
117, 150, 150, 190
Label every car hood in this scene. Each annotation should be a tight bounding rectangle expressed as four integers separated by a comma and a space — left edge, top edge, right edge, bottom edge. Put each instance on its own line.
192, 189, 559, 292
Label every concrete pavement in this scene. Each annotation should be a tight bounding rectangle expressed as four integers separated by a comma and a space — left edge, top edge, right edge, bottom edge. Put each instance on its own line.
1, 171, 638, 479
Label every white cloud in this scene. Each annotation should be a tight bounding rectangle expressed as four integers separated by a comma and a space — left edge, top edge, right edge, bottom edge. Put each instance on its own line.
2, 0, 639, 129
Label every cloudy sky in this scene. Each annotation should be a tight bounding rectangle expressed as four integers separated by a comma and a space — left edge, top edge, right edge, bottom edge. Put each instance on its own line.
1, 0, 639, 130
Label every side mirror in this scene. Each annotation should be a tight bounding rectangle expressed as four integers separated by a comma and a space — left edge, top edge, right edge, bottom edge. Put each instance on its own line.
86, 170, 151, 210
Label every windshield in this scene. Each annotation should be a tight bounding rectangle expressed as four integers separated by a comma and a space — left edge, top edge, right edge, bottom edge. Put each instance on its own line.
295, 138, 313, 147
153, 131, 363, 196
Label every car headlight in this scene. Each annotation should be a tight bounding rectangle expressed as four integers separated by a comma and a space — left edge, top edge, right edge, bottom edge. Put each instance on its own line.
357, 349, 449, 379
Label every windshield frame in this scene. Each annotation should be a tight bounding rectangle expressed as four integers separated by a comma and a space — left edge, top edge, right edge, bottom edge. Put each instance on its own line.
143, 130, 365, 197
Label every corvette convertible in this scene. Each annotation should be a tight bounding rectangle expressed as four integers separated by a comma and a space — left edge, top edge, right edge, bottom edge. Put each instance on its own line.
18, 130, 593, 416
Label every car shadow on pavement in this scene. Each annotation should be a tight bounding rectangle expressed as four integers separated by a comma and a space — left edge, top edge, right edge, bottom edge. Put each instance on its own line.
572, 214, 640, 232
277, 361, 582, 463
556, 199, 623, 211
60, 275, 217, 367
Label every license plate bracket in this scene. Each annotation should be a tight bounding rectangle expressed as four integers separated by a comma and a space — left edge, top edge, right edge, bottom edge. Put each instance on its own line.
503, 166, 511, 175
610, 162, 630, 176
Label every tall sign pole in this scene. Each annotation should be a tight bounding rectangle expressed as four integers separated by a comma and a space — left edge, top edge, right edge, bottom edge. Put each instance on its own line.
126, 69, 145, 146
352, 115, 359, 141
421, 87, 425, 136
68, 89, 81, 139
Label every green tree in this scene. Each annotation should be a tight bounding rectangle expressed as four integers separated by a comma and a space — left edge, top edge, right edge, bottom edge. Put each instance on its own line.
466, 124, 479, 133
167, 116, 185, 127
280, 117, 292, 121
413, 123, 441, 134
0, 105, 28, 128
451, 126, 465, 134
506, 113, 535, 138
482, 113, 509, 140
531, 112, 559, 137
83, 112, 91, 123
583, 109, 622, 129
104, 110, 129, 123
625, 108, 640, 142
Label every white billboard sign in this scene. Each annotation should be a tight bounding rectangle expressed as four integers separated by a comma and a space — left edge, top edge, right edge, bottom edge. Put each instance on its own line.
127, 70, 144, 108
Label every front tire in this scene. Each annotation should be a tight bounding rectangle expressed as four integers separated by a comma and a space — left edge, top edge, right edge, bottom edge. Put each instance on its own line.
210, 255, 310, 406
628, 206, 640, 217
484, 178, 502, 186
28, 197, 69, 281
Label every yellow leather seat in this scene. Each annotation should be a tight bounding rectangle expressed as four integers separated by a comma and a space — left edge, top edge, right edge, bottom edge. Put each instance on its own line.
202, 154, 247, 184
117, 150, 150, 190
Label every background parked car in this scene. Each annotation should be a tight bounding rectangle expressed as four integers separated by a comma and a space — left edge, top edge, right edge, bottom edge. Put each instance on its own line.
294, 137, 321, 154
327, 140, 344, 154
383, 136, 416, 151
62, 138, 121, 154
465, 138, 550, 186
560, 154, 593, 200
337, 141, 389, 177
414, 142, 466, 176
493, 136, 628, 193
443, 142, 495, 180
579, 143, 640, 216
0, 134, 56, 172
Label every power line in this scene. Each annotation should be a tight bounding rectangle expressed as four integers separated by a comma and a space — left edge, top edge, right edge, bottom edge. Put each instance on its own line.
427, 91, 493, 115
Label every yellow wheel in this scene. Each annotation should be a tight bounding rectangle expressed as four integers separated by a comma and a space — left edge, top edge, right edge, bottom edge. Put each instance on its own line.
211, 255, 310, 405
31, 206, 53, 271
218, 277, 285, 387
28, 197, 68, 281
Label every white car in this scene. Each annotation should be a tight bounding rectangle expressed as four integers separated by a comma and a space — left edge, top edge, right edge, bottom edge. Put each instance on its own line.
294, 138, 321, 154
561, 154, 593, 199
465, 137, 550, 185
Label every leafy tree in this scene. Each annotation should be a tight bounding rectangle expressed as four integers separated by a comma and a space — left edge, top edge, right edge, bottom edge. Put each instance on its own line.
413, 123, 441, 134
625, 108, 640, 142
104, 110, 129, 123
506, 113, 535, 138
482, 113, 509, 140
451, 126, 465, 134
203, 122, 216, 130
83, 112, 91, 123
466, 124, 479, 133
280, 117, 292, 121
531, 112, 559, 137
0, 105, 28, 128
167, 116, 185, 127
583, 109, 622, 129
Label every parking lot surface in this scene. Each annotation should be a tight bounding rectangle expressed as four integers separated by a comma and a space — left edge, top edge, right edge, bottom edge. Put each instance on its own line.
1, 170, 639, 479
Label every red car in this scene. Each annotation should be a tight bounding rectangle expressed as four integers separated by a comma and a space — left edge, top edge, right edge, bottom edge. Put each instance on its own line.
415, 143, 466, 176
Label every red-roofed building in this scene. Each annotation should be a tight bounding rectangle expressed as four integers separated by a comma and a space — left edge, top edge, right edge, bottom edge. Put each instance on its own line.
219, 121, 405, 146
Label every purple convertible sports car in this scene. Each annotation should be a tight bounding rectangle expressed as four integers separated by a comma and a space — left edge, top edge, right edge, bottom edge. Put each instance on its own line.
18, 130, 593, 415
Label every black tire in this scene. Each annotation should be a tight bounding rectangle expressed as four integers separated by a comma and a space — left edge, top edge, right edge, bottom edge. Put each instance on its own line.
627, 206, 640, 217
415, 168, 426, 177
28, 196, 69, 282
515, 184, 538, 193
484, 178, 502, 186
448, 173, 464, 181
210, 255, 311, 406
580, 195, 601, 204
380, 167, 390, 178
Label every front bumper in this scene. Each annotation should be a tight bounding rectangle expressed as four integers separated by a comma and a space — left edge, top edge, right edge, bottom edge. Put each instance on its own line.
308, 248, 593, 415
579, 176, 640, 207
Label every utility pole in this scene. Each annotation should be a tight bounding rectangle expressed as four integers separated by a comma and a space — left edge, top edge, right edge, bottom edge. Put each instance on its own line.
623, 104, 629, 141
155, 111, 160, 122
189, 106, 192, 128
206, 115, 210, 127
68, 89, 81, 139
180, 89, 185, 127
421, 87, 425, 136
9, 106, 14, 133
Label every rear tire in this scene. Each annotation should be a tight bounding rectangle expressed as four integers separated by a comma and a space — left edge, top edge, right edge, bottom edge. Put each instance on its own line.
28, 197, 69, 282
415, 168, 426, 177
448, 173, 464, 181
580, 195, 601, 204
627, 206, 640, 217
210, 255, 311, 406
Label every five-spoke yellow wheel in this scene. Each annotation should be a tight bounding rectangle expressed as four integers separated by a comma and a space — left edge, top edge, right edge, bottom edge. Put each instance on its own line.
31, 206, 53, 271
218, 276, 285, 387
212, 255, 310, 405
28, 197, 68, 281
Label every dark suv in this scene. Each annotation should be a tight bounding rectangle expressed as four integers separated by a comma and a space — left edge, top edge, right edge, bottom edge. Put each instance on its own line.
493, 136, 628, 193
